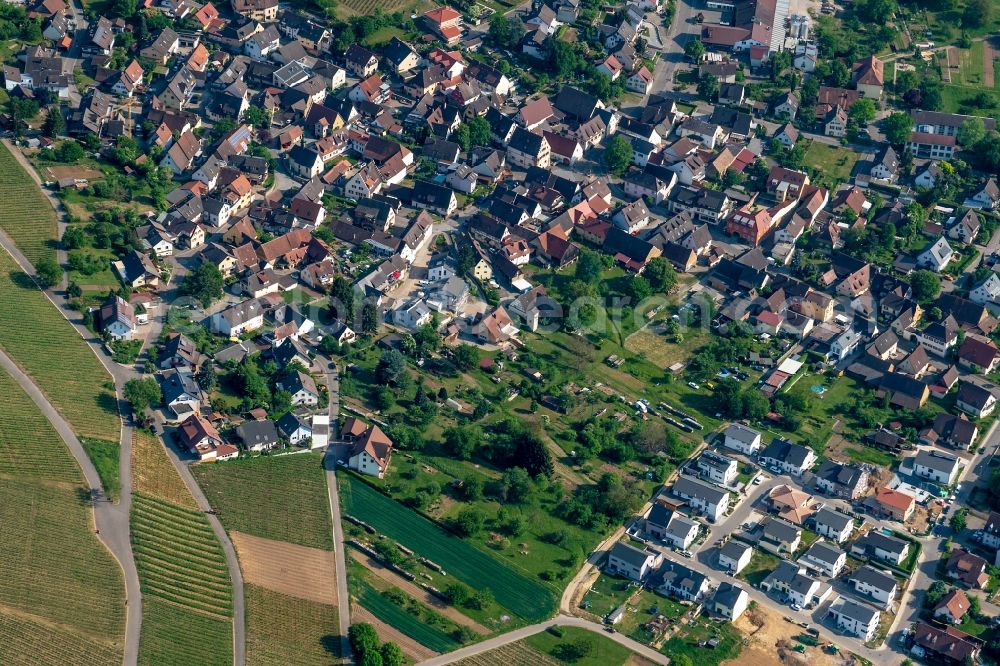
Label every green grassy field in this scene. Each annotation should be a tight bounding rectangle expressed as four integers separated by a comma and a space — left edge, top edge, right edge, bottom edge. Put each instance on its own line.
0, 611, 121, 666
341, 474, 556, 622
801, 141, 861, 188
0, 249, 120, 443
356, 580, 462, 652
0, 143, 57, 264
659, 619, 743, 665
81, 437, 121, 500
246, 585, 340, 666
191, 452, 333, 549
131, 493, 232, 617
525, 626, 635, 666
137, 599, 233, 666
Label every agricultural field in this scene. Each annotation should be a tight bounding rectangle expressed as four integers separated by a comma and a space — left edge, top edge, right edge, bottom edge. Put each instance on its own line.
0, 249, 120, 443
355, 579, 462, 653
456, 642, 563, 666
246, 584, 340, 666
524, 626, 637, 666
0, 611, 120, 666
455, 641, 562, 666
131, 493, 233, 618
0, 476, 125, 643
341, 474, 556, 622
191, 452, 333, 549
0, 143, 57, 264
0, 366, 81, 482
132, 429, 198, 509
137, 598, 232, 666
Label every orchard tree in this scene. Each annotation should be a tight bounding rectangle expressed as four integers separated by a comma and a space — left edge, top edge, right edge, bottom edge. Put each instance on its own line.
34, 257, 62, 288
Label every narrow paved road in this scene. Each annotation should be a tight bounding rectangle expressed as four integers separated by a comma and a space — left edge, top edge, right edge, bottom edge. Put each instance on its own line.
323, 362, 352, 662
415, 614, 670, 666
0, 346, 142, 665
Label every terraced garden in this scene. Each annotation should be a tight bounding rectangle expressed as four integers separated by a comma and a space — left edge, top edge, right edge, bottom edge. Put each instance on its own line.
131, 493, 233, 617
0, 142, 58, 264
137, 599, 232, 666
191, 452, 333, 549
0, 249, 119, 443
341, 474, 556, 622
246, 585, 340, 666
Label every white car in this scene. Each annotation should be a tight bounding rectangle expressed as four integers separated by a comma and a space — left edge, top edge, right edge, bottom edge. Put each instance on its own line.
687, 382, 700, 390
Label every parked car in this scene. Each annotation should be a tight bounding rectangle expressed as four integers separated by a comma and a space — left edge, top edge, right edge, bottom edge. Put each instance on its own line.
687, 382, 700, 389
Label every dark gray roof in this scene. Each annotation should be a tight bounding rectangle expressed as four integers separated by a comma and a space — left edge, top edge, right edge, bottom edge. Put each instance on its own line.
609, 541, 654, 568
236, 419, 279, 446
849, 565, 897, 594
673, 475, 729, 504
805, 540, 844, 565
814, 507, 853, 532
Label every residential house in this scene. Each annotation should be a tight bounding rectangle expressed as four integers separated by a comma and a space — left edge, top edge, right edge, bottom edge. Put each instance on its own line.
177, 414, 232, 460
907, 132, 956, 160
759, 438, 816, 475
946, 549, 990, 589
801, 540, 847, 577
917, 236, 954, 272
607, 541, 662, 581
723, 423, 762, 455
652, 559, 711, 602
695, 450, 738, 487
914, 449, 961, 485
99, 295, 136, 341
236, 419, 280, 452
210, 298, 265, 337
343, 418, 393, 478
814, 460, 869, 499
956, 382, 997, 418
813, 507, 854, 543
933, 589, 971, 624
711, 582, 750, 620
848, 565, 897, 610
671, 475, 731, 522
827, 598, 880, 642
758, 518, 802, 556
912, 623, 981, 666
277, 370, 319, 407
873, 487, 915, 522
850, 531, 911, 566
718, 539, 753, 575
277, 412, 312, 446
957, 336, 1000, 374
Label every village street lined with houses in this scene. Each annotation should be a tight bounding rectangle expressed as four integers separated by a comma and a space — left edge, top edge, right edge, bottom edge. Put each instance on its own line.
4, 0, 1000, 663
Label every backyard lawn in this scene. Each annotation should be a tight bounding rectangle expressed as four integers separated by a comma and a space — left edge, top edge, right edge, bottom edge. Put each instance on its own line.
738, 549, 780, 587
801, 141, 861, 188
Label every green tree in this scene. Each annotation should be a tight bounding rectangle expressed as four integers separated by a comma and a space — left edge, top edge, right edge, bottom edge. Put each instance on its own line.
329, 275, 356, 322
848, 98, 877, 125
451, 507, 485, 536
644, 256, 677, 293
34, 257, 62, 288
575, 248, 604, 283
465, 116, 491, 148
196, 364, 218, 392
603, 135, 632, 176
629, 275, 653, 302
962, 0, 991, 28
180, 263, 224, 308
697, 73, 719, 101
243, 105, 270, 129
957, 117, 986, 146
44, 106, 66, 137
883, 111, 913, 145
380, 643, 403, 666
360, 301, 379, 334
684, 39, 705, 61
349, 623, 381, 661
950, 508, 968, 533
452, 344, 478, 371
925, 580, 948, 607
375, 349, 406, 384
910, 270, 941, 303
672, 656, 694, 666
123, 377, 162, 413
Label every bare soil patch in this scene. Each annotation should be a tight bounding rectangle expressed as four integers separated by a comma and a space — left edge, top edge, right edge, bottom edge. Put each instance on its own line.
351, 603, 438, 661
349, 549, 490, 634
985, 37, 997, 87
231, 531, 337, 605
725, 604, 858, 666
44, 165, 103, 181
